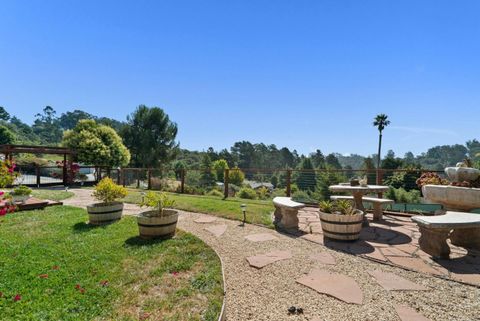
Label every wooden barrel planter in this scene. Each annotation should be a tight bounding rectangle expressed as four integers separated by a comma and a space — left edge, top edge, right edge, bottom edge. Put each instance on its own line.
87, 202, 124, 225
319, 210, 364, 241
137, 209, 178, 239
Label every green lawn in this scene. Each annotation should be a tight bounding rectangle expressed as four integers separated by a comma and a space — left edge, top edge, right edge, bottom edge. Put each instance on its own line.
31, 189, 75, 201
122, 190, 275, 227
0, 206, 223, 320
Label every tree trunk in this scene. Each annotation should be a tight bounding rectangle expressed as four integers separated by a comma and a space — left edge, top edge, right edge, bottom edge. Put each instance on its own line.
376, 132, 382, 185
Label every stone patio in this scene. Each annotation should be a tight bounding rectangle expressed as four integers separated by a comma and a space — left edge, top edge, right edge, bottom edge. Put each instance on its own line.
297, 207, 480, 287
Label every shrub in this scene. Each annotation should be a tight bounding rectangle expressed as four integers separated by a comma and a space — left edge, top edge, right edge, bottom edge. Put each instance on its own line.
0, 160, 18, 188
416, 172, 449, 189
319, 199, 356, 215
207, 189, 224, 197
238, 187, 257, 200
140, 191, 175, 217
256, 186, 270, 200
291, 190, 316, 203
11, 185, 32, 196
228, 167, 245, 186
92, 177, 127, 203
385, 187, 421, 203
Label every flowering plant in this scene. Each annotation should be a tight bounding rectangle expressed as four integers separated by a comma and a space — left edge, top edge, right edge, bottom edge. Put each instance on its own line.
0, 160, 19, 188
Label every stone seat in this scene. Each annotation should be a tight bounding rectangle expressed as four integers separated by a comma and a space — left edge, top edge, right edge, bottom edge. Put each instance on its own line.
330, 196, 394, 220
273, 197, 305, 230
412, 211, 480, 259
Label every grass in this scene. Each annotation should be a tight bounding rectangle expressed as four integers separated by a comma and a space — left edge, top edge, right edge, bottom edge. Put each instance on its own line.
122, 189, 275, 227
30, 189, 75, 201
0, 206, 223, 320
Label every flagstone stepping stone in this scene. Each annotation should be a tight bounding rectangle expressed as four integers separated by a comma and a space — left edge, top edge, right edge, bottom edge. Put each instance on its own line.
244, 233, 278, 242
368, 270, 429, 291
395, 305, 432, 321
310, 252, 336, 265
296, 269, 363, 305
387, 257, 444, 276
205, 225, 227, 237
246, 250, 292, 269
380, 247, 412, 257
194, 216, 217, 223
364, 248, 388, 262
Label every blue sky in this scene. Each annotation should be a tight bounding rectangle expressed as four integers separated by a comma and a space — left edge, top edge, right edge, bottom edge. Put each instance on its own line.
1, 0, 479, 156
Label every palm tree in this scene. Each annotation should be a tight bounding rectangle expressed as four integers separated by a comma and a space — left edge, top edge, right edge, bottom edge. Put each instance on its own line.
373, 114, 390, 184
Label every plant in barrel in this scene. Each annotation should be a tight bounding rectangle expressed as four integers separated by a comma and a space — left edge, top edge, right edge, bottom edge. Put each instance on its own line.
318, 199, 364, 241
87, 177, 127, 225
137, 192, 178, 239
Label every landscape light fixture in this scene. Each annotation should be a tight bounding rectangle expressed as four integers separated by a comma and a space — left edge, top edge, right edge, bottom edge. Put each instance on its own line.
241, 204, 247, 226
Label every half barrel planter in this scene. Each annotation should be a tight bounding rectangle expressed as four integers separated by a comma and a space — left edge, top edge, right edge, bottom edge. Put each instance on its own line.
87, 202, 124, 225
319, 210, 364, 241
137, 209, 178, 239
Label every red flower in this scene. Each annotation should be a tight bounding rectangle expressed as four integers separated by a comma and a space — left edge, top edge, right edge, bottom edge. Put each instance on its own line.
100, 280, 109, 287
75, 284, 81, 290
52, 265, 60, 270
0, 209, 6, 216
39, 274, 49, 279
13, 294, 21, 302
0, 191, 4, 196
79, 288, 85, 294
171, 271, 179, 277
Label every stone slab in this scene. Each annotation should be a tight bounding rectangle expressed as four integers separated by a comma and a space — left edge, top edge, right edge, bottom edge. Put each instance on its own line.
310, 252, 336, 265
412, 212, 480, 229
368, 270, 428, 291
395, 305, 432, 321
246, 250, 292, 269
380, 247, 412, 257
296, 269, 363, 305
194, 216, 217, 224
387, 257, 444, 276
204, 225, 227, 237
244, 233, 278, 242
273, 197, 305, 209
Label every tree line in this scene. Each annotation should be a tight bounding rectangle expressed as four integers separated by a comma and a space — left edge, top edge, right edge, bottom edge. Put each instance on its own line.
1, 105, 480, 173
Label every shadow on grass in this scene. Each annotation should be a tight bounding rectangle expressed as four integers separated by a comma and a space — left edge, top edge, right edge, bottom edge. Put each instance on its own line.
124, 235, 172, 247
72, 221, 119, 233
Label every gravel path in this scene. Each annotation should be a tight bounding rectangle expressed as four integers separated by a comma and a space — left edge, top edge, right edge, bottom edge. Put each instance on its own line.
64, 189, 480, 321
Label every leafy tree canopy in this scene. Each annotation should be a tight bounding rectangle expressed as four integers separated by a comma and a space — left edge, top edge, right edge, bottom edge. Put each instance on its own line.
63, 119, 130, 167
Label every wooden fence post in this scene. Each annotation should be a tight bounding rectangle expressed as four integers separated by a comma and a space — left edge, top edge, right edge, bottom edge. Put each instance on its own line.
286, 169, 292, 197
36, 165, 41, 187
136, 169, 140, 189
62, 154, 67, 186
224, 169, 229, 199
147, 169, 152, 190
122, 168, 126, 187
181, 169, 186, 194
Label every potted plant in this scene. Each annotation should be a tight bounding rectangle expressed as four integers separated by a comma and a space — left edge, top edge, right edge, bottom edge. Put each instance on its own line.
87, 177, 127, 225
319, 199, 364, 241
137, 191, 178, 239
10, 185, 32, 203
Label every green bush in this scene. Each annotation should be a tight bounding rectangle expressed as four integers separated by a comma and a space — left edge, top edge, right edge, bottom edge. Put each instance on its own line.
291, 190, 316, 203
11, 185, 32, 196
238, 187, 257, 200
93, 177, 127, 203
256, 186, 270, 200
207, 189, 224, 197
385, 187, 421, 203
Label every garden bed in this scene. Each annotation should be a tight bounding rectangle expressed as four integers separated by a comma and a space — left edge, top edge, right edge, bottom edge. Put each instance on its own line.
0, 206, 224, 320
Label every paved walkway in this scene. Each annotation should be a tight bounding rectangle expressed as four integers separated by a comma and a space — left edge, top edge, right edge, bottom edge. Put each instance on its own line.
63, 189, 480, 321
298, 208, 480, 287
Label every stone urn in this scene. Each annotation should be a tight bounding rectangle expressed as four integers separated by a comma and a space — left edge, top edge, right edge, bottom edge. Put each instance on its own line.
445, 167, 480, 183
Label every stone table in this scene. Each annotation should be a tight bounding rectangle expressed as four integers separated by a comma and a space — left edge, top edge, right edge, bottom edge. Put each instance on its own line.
329, 184, 389, 211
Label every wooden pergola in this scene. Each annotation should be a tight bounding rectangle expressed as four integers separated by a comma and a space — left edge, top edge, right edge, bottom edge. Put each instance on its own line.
0, 144, 77, 185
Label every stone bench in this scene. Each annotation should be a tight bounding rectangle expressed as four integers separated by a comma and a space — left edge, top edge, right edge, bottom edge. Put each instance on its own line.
273, 197, 305, 230
412, 211, 480, 259
330, 196, 394, 220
